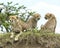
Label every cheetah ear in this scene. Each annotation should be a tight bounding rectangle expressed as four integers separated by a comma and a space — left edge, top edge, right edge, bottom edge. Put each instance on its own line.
16, 16, 18, 19
50, 14, 52, 16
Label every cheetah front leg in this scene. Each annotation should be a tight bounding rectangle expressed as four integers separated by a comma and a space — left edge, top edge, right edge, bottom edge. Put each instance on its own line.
14, 31, 23, 41
10, 32, 14, 38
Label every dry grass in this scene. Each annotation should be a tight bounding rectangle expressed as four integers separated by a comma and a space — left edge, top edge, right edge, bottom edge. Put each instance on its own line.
0, 30, 60, 48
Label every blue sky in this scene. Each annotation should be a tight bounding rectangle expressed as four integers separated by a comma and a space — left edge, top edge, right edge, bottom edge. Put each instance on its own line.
0, 0, 60, 33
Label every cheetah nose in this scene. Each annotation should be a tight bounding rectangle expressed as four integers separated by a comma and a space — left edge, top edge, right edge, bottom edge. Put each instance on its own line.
45, 17, 47, 19
38, 18, 40, 20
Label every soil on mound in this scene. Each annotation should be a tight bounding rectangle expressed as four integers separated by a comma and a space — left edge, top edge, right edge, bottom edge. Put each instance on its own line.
0, 31, 60, 48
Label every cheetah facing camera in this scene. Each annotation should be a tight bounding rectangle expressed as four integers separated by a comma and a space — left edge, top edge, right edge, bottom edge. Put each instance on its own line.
41, 13, 57, 32
9, 16, 22, 41
9, 13, 41, 41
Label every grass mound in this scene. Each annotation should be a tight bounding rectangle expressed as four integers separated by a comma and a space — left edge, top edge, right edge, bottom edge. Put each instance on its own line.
0, 30, 60, 48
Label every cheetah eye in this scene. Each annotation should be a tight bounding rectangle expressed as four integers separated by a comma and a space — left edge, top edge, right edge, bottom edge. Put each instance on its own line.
10, 19, 14, 22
